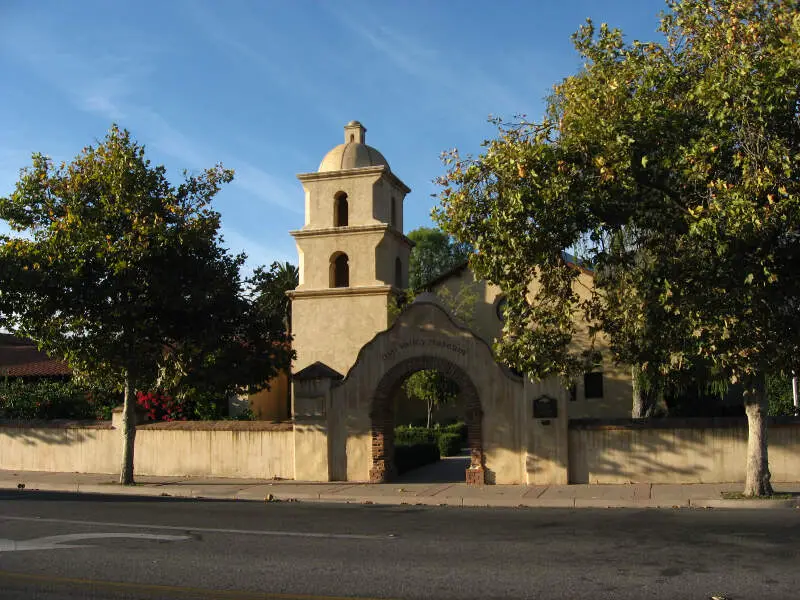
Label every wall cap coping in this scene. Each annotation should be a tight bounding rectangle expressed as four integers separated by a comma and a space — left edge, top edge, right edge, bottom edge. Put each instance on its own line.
296, 165, 411, 194
289, 223, 413, 247
0, 419, 113, 430
289, 284, 395, 299
138, 420, 294, 431
569, 417, 800, 430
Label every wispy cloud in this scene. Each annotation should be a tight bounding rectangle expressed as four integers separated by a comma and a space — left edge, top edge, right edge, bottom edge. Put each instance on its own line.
0, 22, 301, 214
233, 162, 303, 215
182, 1, 343, 128
328, 12, 529, 122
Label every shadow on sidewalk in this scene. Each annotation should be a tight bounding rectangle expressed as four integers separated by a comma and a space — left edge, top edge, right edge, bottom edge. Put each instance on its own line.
396, 452, 470, 484
0, 490, 230, 504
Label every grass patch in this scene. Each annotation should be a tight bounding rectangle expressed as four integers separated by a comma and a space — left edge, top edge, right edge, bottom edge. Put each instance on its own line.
720, 491, 798, 500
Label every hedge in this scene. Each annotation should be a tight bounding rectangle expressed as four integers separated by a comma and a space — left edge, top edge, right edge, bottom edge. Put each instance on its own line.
437, 432, 462, 457
441, 422, 467, 442
394, 442, 440, 474
395, 425, 437, 446
395, 423, 467, 459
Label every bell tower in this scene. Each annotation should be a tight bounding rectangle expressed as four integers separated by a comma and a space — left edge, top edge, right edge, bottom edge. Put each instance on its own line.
290, 121, 413, 375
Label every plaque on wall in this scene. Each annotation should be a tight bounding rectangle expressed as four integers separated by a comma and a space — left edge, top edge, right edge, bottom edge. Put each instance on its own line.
533, 395, 558, 419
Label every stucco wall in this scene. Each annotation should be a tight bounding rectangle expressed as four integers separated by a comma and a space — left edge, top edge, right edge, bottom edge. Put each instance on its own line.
292, 291, 391, 374
327, 297, 529, 484
0, 422, 119, 474
247, 371, 290, 421
0, 421, 294, 479
568, 419, 800, 484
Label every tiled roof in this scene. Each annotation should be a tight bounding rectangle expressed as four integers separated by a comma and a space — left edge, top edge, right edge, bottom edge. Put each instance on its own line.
0, 335, 71, 377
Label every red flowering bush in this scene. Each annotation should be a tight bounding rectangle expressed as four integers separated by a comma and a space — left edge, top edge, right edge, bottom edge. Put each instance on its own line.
135, 390, 191, 422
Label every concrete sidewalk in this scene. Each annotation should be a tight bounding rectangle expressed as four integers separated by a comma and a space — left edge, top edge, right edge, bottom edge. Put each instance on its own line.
2, 469, 799, 509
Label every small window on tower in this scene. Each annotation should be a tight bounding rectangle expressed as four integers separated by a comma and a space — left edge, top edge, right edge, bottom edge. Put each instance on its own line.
334, 193, 348, 227
330, 253, 350, 288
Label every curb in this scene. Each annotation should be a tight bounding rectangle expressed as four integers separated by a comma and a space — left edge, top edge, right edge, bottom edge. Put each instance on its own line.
3, 483, 799, 510
690, 498, 800, 510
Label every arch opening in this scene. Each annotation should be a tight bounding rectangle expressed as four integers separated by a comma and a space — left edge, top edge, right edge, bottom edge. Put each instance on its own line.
330, 252, 350, 288
334, 192, 348, 227
369, 356, 484, 485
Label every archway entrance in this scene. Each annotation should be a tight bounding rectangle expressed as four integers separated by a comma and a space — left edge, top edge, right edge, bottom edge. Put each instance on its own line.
369, 356, 484, 485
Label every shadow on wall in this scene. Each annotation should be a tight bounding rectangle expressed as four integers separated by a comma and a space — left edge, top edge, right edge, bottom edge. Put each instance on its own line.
568, 417, 800, 484
0, 420, 110, 446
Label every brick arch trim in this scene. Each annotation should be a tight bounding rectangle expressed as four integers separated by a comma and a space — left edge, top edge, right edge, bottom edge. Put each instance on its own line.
369, 355, 484, 485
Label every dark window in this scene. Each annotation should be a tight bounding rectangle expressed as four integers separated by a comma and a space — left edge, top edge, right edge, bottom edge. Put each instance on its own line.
331, 253, 349, 288
569, 382, 577, 402
584, 372, 604, 399
334, 193, 348, 227
395, 257, 402, 288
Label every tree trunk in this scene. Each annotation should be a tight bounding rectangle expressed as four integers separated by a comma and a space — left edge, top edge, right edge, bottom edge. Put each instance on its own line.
631, 365, 657, 418
743, 375, 773, 497
426, 400, 433, 429
119, 370, 137, 485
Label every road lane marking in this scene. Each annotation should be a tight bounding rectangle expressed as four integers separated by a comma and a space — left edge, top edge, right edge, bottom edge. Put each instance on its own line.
0, 532, 190, 552
0, 570, 396, 599
0, 515, 394, 541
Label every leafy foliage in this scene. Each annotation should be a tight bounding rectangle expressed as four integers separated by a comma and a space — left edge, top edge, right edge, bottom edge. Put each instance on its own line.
767, 374, 797, 416
0, 125, 294, 482
407, 227, 472, 291
435, 0, 800, 495
249, 261, 299, 333
0, 379, 118, 420
403, 370, 459, 428
436, 432, 463, 457
135, 390, 191, 422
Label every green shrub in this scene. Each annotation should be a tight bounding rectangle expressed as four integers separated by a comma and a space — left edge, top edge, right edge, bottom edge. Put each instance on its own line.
394, 442, 439, 474
767, 375, 797, 416
437, 432, 462, 457
0, 379, 89, 420
395, 425, 437, 446
441, 422, 467, 441
0, 379, 121, 421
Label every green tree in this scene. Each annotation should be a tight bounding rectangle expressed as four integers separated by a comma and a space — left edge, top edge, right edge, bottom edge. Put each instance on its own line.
0, 125, 292, 483
250, 261, 299, 334
397, 227, 476, 426
407, 227, 472, 290
403, 370, 459, 428
436, 0, 800, 496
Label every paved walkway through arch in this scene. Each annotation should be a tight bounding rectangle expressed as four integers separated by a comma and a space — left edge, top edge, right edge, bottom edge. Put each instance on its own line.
395, 452, 471, 484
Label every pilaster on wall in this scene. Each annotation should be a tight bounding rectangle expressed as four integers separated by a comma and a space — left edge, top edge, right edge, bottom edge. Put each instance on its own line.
292, 374, 335, 482
525, 377, 569, 485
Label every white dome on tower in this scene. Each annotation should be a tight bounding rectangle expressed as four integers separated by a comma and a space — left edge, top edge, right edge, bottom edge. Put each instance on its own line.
318, 121, 390, 173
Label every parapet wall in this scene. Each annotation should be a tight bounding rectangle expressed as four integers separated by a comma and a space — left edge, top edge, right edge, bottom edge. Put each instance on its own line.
0, 420, 294, 480
568, 418, 800, 484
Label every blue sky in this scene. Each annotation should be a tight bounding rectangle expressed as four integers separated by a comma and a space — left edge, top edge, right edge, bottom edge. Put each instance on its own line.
0, 0, 666, 273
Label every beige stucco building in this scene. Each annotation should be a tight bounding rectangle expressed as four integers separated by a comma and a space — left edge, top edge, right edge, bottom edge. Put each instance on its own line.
290, 121, 413, 376
5, 121, 800, 489
287, 121, 634, 485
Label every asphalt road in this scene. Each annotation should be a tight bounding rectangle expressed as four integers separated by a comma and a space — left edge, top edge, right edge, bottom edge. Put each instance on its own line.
0, 490, 798, 600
